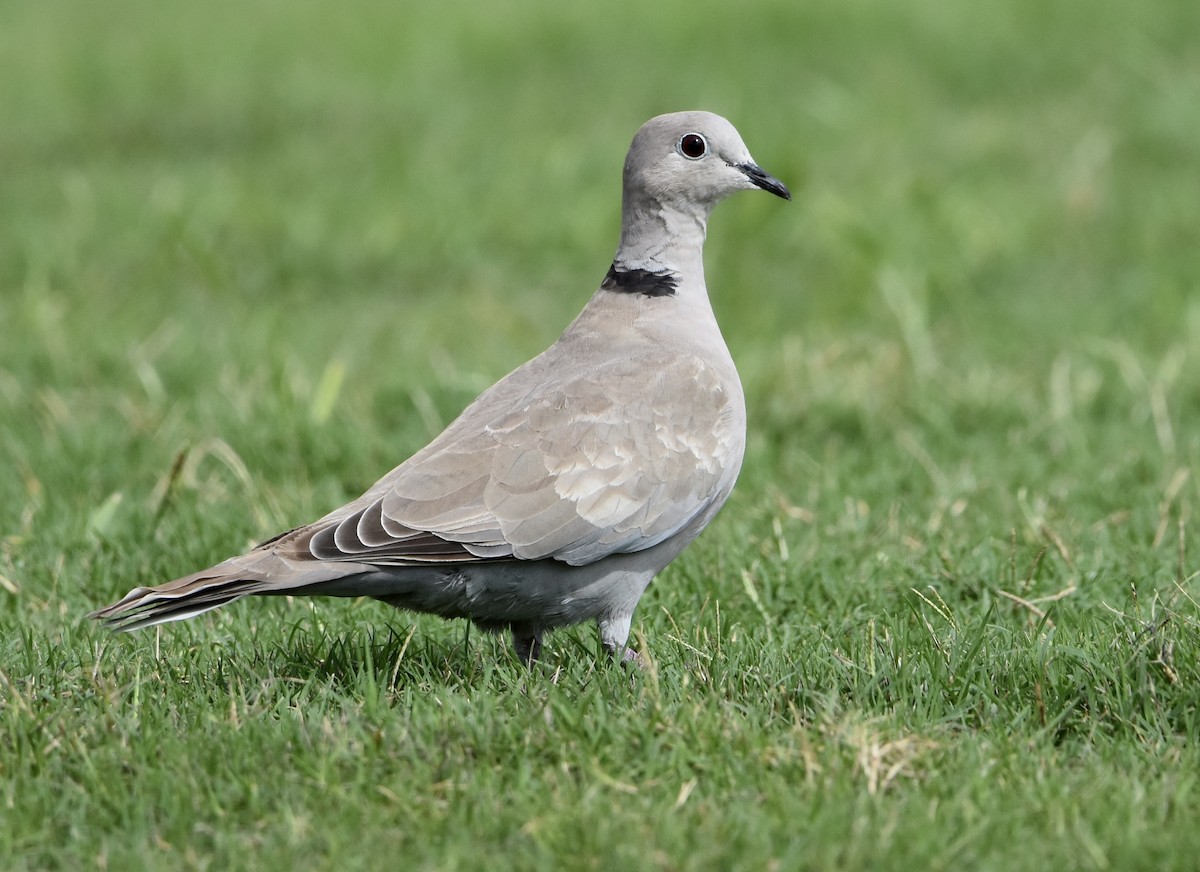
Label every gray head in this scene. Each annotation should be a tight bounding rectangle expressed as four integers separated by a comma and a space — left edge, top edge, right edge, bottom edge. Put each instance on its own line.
622, 111, 791, 215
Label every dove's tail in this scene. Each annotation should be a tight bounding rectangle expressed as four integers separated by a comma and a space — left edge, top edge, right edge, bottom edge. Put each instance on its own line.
88, 548, 370, 632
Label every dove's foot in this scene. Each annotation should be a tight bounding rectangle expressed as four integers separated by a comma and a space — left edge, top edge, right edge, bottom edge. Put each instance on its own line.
511, 627, 543, 665
617, 647, 643, 669
598, 613, 643, 667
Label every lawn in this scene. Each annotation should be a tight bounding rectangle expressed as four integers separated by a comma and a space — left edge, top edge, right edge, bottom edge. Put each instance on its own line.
2, 0, 1199, 868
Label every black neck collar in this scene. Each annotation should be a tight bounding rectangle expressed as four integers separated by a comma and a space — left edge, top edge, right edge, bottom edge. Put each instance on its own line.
600, 263, 678, 297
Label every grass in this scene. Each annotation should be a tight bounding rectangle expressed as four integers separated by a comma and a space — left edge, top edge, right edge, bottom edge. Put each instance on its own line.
2, 0, 1199, 868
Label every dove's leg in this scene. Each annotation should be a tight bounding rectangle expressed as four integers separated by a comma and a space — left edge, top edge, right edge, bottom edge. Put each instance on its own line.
598, 613, 640, 665
511, 626, 543, 665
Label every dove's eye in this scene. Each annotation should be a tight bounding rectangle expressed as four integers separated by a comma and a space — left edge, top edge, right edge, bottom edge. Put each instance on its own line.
678, 133, 707, 160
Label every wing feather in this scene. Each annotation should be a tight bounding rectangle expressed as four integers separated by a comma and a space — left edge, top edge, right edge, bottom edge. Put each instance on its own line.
297, 348, 743, 568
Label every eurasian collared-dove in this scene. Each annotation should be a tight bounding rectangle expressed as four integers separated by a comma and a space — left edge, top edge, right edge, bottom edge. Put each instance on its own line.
90, 111, 790, 663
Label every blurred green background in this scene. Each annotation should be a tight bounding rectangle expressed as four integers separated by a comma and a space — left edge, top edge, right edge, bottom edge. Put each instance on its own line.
2, 0, 1199, 869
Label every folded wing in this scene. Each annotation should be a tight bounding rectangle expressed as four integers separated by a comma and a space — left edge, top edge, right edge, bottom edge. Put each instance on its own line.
289, 351, 743, 568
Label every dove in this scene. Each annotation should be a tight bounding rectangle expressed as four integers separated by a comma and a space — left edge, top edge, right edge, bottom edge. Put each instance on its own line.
90, 111, 790, 663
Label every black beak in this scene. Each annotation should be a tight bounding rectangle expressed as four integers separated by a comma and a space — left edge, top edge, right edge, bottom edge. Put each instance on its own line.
736, 162, 791, 200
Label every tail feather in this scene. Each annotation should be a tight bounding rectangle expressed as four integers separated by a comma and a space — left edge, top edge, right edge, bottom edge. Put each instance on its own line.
89, 550, 373, 632
91, 588, 254, 631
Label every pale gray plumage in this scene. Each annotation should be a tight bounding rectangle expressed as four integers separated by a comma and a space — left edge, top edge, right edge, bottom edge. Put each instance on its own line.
90, 111, 790, 662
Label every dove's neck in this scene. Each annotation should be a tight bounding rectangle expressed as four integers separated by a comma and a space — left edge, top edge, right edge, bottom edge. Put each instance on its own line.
608, 199, 711, 302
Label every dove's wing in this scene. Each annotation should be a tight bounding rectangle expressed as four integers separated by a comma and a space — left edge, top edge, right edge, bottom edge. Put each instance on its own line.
294, 348, 743, 569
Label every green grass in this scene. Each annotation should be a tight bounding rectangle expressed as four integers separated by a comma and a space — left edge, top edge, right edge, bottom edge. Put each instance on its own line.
3, 0, 1199, 868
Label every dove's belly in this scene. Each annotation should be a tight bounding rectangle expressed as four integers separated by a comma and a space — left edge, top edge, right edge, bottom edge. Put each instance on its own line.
313, 513, 708, 629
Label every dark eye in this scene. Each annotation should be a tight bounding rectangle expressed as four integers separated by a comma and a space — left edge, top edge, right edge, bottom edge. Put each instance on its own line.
678, 133, 707, 159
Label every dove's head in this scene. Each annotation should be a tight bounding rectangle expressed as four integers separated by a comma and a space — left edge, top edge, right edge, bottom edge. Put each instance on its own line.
611, 111, 789, 282
622, 111, 791, 215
